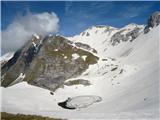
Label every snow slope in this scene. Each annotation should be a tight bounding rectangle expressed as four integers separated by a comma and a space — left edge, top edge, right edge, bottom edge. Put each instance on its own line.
1, 25, 159, 119
68, 24, 144, 57
0, 52, 14, 63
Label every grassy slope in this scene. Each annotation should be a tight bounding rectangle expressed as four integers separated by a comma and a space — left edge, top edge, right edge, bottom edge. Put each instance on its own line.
1, 112, 65, 120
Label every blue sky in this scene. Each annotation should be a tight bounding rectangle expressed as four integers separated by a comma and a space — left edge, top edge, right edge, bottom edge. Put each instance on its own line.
2, 1, 160, 36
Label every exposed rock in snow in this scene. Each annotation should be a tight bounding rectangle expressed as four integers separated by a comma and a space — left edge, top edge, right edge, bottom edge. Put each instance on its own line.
144, 11, 160, 33
64, 79, 91, 86
147, 12, 160, 27
110, 24, 144, 46
74, 42, 97, 53
68, 23, 144, 57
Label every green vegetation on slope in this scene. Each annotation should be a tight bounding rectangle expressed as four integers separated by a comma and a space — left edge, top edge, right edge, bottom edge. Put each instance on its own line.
1, 112, 65, 120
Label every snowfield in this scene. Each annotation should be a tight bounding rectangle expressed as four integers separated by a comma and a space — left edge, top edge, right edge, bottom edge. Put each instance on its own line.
1, 25, 160, 119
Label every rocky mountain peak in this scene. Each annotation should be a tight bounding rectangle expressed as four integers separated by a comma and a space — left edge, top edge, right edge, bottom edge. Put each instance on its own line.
144, 11, 160, 33
147, 11, 160, 27
123, 23, 143, 30
110, 24, 144, 46
1, 35, 99, 91
79, 25, 117, 37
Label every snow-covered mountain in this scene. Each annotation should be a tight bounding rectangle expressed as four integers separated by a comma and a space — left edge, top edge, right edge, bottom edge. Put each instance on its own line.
67, 24, 144, 57
1, 12, 160, 119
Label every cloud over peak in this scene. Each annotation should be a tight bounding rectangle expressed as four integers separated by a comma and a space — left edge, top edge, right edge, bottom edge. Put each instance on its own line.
2, 12, 59, 54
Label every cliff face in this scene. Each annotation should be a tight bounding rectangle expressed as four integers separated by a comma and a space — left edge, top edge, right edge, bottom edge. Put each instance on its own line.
144, 11, 160, 33
110, 25, 143, 46
1, 35, 99, 91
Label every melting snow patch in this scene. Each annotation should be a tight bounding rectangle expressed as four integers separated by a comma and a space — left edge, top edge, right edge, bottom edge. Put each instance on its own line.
81, 55, 87, 61
9, 73, 25, 87
64, 56, 67, 59
32, 42, 37, 47
72, 53, 80, 60
54, 49, 58, 51
33, 33, 40, 39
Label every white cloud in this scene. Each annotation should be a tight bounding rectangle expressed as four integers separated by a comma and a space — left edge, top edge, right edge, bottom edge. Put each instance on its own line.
2, 12, 59, 54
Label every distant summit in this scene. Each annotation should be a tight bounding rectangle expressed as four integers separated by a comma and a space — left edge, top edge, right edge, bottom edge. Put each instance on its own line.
144, 11, 160, 33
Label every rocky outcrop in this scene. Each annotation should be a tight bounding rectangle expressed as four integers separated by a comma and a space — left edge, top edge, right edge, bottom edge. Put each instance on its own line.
75, 42, 97, 53
1, 35, 99, 91
111, 26, 142, 46
126, 27, 141, 42
1, 36, 43, 87
144, 11, 160, 33
64, 79, 91, 86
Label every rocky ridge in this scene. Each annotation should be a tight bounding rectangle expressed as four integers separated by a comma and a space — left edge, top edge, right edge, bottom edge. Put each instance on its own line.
1, 35, 99, 91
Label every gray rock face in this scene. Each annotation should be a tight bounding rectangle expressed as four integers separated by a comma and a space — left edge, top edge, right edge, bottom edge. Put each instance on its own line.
126, 27, 141, 42
111, 27, 142, 46
75, 42, 97, 53
144, 11, 160, 33
64, 79, 91, 86
1, 35, 99, 91
111, 30, 126, 46
147, 11, 160, 27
